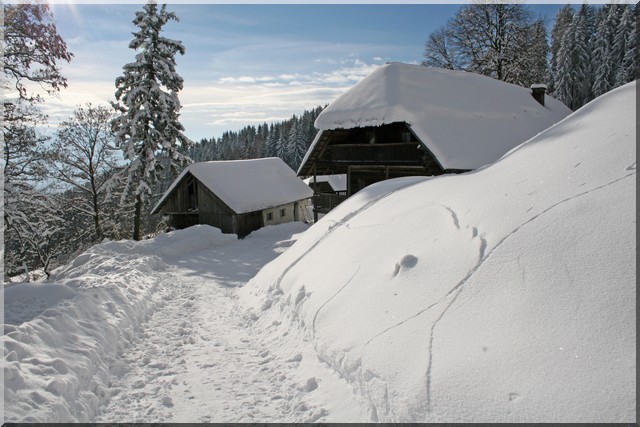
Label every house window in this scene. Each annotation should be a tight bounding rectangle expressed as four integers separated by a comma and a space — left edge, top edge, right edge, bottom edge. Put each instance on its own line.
266, 212, 273, 221
280, 208, 286, 217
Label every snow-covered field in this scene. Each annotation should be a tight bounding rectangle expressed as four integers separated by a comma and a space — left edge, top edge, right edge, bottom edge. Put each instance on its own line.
3, 82, 636, 423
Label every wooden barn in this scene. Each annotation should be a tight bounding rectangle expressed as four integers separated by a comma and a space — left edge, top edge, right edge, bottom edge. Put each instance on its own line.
297, 62, 572, 216
151, 157, 313, 238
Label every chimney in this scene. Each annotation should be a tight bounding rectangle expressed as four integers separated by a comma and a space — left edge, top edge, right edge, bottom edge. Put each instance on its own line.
530, 84, 547, 106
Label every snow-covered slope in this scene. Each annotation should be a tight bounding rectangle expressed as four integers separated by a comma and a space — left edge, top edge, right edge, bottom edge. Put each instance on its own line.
240, 82, 636, 422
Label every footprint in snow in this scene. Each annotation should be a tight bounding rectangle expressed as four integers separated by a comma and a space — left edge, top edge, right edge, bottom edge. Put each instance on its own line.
298, 377, 318, 393
393, 254, 419, 277
508, 392, 521, 401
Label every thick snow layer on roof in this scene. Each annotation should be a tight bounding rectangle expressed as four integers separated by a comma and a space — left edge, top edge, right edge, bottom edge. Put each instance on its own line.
303, 175, 347, 192
154, 157, 313, 214
312, 62, 572, 170
242, 82, 636, 421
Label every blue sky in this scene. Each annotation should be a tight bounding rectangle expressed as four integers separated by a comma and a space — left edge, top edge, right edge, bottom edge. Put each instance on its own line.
45, 3, 570, 141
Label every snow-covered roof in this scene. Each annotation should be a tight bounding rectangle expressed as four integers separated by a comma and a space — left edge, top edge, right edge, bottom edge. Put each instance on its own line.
299, 62, 572, 173
303, 175, 347, 192
153, 157, 313, 215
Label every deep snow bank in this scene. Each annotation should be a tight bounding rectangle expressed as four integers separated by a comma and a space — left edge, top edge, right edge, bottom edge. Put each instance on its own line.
3, 226, 235, 422
239, 82, 636, 422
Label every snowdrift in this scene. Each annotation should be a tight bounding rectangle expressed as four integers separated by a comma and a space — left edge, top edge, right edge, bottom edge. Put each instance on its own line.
240, 82, 636, 422
2, 226, 236, 422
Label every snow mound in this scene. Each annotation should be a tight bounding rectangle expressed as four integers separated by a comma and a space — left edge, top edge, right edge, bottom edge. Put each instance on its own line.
4, 283, 78, 325
2, 225, 235, 422
240, 82, 636, 422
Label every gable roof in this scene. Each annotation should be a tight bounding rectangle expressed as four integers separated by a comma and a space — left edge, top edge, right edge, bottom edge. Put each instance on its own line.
298, 62, 572, 174
303, 175, 347, 192
152, 157, 313, 215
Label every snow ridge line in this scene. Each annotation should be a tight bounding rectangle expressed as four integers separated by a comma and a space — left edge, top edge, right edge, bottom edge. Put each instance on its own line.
312, 266, 361, 339
424, 171, 636, 412
363, 206, 487, 348
271, 179, 424, 293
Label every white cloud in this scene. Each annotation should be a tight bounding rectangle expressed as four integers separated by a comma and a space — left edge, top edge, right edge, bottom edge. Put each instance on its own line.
40, 50, 385, 141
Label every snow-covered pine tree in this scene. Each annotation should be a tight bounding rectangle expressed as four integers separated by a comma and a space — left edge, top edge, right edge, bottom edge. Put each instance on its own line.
275, 123, 289, 165
111, 2, 192, 241
569, 4, 597, 108
555, 10, 590, 110
288, 116, 308, 170
548, 4, 575, 94
612, 6, 637, 87
592, 5, 622, 98
264, 124, 278, 158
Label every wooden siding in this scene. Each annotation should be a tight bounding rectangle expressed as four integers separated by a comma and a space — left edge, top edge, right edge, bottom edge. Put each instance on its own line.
299, 122, 445, 177
160, 173, 237, 234
157, 172, 312, 238
196, 182, 236, 234
160, 175, 199, 214
236, 210, 264, 238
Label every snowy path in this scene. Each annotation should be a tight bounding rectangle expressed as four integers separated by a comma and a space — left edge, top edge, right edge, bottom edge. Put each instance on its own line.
94, 225, 354, 423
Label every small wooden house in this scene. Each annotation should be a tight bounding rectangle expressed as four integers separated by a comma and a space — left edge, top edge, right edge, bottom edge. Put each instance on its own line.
297, 63, 572, 215
152, 157, 313, 238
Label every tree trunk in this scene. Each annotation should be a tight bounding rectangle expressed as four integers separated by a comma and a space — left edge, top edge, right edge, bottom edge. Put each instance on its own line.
133, 193, 142, 241
90, 174, 103, 241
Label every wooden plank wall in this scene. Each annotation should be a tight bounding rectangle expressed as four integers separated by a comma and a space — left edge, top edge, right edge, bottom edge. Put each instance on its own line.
197, 182, 236, 234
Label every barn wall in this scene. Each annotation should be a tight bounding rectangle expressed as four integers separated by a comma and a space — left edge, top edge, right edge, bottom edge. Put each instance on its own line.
159, 174, 309, 237
170, 213, 199, 230
197, 183, 236, 234
161, 175, 198, 214
236, 211, 264, 238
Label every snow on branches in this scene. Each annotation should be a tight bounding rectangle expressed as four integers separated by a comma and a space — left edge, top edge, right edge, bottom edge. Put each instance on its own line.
110, 2, 193, 240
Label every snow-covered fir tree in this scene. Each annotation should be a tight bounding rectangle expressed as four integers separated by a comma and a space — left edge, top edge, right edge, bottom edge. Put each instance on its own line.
612, 6, 636, 87
288, 116, 308, 169
183, 106, 324, 175
554, 8, 590, 110
591, 5, 620, 98
550, 3, 635, 110
275, 124, 289, 164
111, 2, 192, 241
